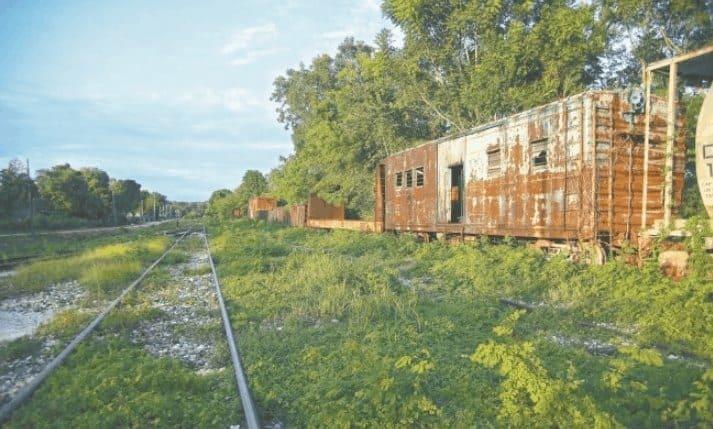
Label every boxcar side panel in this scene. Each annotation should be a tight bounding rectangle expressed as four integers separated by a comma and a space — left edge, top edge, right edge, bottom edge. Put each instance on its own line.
384, 143, 438, 231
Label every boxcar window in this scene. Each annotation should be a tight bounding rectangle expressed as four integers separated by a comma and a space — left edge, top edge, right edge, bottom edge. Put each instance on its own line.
406, 169, 413, 187
487, 148, 501, 176
415, 167, 424, 186
395, 171, 403, 187
530, 139, 548, 170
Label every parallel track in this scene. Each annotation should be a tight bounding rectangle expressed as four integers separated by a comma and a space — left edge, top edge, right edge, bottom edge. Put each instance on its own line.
1, 226, 261, 427
0, 229, 191, 423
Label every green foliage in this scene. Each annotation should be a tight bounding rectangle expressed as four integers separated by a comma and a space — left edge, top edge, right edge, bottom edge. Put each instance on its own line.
267, 0, 712, 216
0, 337, 43, 362
207, 170, 269, 220
207, 220, 713, 426
0, 159, 36, 219
110, 178, 142, 219
36, 163, 92, 218
6, 338, 242, 428
1, 236, 170, 299
1, 158, 172, 226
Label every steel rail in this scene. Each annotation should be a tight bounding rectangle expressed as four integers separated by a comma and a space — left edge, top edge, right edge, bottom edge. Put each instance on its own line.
201, 225, 260, 429
0, 229, 190, 423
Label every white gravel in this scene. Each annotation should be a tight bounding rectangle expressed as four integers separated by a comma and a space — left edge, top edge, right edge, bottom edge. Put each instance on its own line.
130, 234, 224, 371
0, 281, 85, 342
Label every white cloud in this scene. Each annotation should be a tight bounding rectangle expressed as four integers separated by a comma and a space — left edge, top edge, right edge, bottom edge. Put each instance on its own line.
221, 22, 277, 55
178, 87, 268, 112
361, 0, 381, 13
230, 47, 281, 66
322, 31, 349, 41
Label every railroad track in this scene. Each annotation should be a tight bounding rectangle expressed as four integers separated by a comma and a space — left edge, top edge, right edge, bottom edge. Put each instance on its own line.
0, 226, 260, 427
0, 225, 188, 271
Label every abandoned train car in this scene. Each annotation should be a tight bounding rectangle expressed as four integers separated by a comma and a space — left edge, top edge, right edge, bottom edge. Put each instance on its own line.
374, 90, 686, 250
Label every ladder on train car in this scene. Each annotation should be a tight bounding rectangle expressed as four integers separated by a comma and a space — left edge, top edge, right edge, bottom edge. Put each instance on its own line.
594, 100, 615, 253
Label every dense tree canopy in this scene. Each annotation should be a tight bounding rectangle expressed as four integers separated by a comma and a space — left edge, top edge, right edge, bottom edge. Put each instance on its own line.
1, 159, 170, 226
268, 0, 713, 217
207, 170, 269, 220
0, 159, 36, 218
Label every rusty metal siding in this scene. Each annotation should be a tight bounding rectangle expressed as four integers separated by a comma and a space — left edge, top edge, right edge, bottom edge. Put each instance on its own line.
248, 197, 277, 220
268, 207, 290, 224
593, 93, 686, 244
383, 142, 438, 231
290, 204, 307, 227
379, 89, 686, 246
374, 165, 385, 231
307, 194, 345, 220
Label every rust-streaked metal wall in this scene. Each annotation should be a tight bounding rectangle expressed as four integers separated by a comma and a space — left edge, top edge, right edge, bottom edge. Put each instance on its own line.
380, 90, 686, 246
383, 142, 438, 231
307, 194, 345, 220
267, 206, 291, 224
248, 196, 277, 220
290, 204, 307, 227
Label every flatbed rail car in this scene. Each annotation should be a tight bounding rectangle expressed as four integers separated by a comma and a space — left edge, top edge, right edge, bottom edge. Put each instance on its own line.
374, 90, 686, 251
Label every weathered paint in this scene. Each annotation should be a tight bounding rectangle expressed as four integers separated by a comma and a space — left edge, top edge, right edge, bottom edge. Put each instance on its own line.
290, 204, 307, 227
248, 196, 277, 220
380, 90, 686, 247
383, 142, 438, 231
307, 193, 345, 220
307, 219, 382, 232
697, 83, 713, 218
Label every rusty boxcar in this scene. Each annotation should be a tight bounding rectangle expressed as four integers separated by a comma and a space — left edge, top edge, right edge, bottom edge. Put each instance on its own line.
248, 196, 277, 220
375, 90, 686, 251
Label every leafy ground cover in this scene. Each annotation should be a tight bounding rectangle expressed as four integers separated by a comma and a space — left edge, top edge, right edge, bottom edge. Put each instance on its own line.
208, 219, 713, 427
5, 234, 242, 428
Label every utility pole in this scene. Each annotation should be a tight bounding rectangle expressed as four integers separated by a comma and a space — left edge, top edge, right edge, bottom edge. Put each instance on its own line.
153, 196, 156, 222
26, 159, 33, 230
111, 191, 117, 226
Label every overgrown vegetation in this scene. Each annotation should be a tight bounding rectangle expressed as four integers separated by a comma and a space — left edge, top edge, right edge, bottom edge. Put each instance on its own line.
208, 219, 712, 427
0, 234, 170, 299
5, 235, 242, 428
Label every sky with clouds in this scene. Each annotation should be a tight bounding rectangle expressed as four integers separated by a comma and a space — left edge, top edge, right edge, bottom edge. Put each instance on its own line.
0, 0, 402, 201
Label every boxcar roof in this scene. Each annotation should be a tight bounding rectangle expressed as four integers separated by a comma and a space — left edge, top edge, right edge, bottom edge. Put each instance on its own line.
383, 89, 618, 160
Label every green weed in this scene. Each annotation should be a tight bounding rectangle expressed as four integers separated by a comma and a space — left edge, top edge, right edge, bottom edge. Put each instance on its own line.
205, 219, 713, 427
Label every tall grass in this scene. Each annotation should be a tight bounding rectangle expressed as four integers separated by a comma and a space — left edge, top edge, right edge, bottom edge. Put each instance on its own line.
1, 236, 170, 299
207, 219, 712, 427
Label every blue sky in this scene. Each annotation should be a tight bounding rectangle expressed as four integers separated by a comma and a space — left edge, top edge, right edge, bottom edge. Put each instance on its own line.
0, 0, 401, 201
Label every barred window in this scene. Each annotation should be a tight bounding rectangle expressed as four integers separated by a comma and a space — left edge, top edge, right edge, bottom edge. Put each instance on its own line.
395, 171, 403, 187
406, 169, 413, 187
530, 138, 548, 170
487, 147, 501, 176
415, 167, 424, 186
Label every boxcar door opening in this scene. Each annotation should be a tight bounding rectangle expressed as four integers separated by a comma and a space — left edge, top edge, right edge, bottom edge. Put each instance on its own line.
450, 164, 464, 223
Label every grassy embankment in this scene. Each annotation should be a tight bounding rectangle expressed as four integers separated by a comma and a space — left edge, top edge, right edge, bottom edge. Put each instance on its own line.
0, 220, 183, 266
5, 235, 242, 428
206, 218, 712, 427
0, 224, 188, 384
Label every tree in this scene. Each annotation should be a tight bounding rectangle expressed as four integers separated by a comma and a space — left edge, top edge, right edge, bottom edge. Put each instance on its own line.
0, 159, 36, 219
80, 167, 111, 220
207, 189, 233, 218
36, 164, 91, 217
110, 179, 141, 219
234, 170, 268, 208
267, 0, 712, 217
